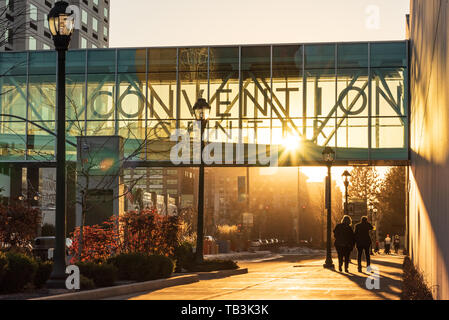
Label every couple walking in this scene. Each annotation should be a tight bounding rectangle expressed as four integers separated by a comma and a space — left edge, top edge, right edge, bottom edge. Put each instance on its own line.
333, 215, 373, 272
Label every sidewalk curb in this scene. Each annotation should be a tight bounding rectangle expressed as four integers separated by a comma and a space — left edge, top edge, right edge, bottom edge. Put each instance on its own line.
197, 268, 248, 280
30, 275, 199, 300
30, 268, 248, 300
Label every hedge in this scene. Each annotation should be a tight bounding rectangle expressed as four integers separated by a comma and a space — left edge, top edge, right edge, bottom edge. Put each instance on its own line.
187, 259, 238, 272
107, 253, 174, 282
173, 242, 195, 272
0, 252, 7, 282
0, 252, 38, 293
76, 262, 118, 288
80, 275, 96, 290
34, 261, 53, 289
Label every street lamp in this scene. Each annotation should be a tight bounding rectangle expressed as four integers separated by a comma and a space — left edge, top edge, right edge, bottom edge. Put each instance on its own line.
322, 147, 335, 269
46, 1, 74, 289
193, 98, 211, 263
373, 208, 379, 242
18, 193, 40, 207
342, 170, 351, 215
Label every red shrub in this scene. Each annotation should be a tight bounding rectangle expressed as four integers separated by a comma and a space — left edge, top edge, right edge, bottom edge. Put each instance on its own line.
0, 205, 41, 248
69, 219, 119, 263
69, 209, 179, 263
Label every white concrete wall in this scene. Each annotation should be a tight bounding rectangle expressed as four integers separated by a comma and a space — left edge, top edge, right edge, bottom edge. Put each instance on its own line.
410, 0, 449, 300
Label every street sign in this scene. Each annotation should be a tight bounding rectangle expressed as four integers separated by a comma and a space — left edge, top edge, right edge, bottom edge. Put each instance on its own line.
348, 200, 367, 223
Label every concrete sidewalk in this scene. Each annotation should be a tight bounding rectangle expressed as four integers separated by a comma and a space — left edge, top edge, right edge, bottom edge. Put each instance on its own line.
122, 254, 404, 300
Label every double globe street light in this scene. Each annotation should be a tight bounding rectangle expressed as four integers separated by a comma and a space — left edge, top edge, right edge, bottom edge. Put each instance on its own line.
46, 1, 74, 289
193, 98, 211, 263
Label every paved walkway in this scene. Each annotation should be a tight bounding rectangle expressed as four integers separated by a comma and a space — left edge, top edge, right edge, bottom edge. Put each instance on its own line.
110, 253, 404, 300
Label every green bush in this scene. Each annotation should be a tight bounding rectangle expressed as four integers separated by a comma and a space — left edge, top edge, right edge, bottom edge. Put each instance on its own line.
41, 224, 55, 236
188, 259, 238, 272
149, 255, 174, 279
107, 253, 174, 282
173, 242, 195, 272
0, 252, 8, 283
0, 252, 38, 293
80, 275, 96, 290
34, 261, 53, 289
76, 262, 118, 288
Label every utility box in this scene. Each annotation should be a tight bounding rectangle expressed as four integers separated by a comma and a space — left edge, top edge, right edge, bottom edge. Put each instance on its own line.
76, 136, 124, 227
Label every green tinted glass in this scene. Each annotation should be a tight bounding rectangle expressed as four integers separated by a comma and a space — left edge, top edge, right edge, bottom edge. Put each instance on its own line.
67, 51, 87, 74
305, 44, 335, 69
88, 49, 116, 73
118, 49, 146, 73
371, 42, 407, 67
29, 51, 56, 75
337, 43, 368, 68
0, 52, 27, 75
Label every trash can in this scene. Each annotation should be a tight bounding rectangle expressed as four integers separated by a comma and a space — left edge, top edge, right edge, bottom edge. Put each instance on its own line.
32, 237, 55, 261
32, 236, 73, 264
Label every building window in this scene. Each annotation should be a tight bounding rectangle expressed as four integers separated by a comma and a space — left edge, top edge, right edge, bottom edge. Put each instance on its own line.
167, 179, 178, 185
167, 189, 178, 195
82, 9, 88, 25
43, 44, 50, 50
81, 37, 87, 48
104, 26, 108, 37
93, 0, 99, 5
29, 36, 36, 50
92, 44, 97, 49
92, 17, 98, 32
44, 14, 49, 29
104, 7, 108, 18
29, 4, 38, 21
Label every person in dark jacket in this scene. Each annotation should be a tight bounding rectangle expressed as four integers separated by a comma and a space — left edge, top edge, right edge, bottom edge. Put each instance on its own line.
333, 215, 355, 272
354, 216, 374, 272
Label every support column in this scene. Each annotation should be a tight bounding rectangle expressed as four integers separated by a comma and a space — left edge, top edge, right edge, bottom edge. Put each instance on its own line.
9, 165, 22, 205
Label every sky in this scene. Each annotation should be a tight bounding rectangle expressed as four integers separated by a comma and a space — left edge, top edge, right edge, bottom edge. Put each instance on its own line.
110, 0, 410, 48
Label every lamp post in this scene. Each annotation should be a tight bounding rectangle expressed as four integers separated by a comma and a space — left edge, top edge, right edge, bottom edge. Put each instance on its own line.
373, 208, 379, 242
193, 98, 211, 264
46, 1, 74, 289
342, 170, 351, 215
322, 147, 335, 269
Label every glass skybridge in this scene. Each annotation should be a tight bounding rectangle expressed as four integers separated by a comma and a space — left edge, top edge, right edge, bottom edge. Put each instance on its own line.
0, 41, 408, 166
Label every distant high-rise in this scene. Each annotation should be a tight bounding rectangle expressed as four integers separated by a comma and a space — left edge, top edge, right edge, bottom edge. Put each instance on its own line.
0, 0, 110, 51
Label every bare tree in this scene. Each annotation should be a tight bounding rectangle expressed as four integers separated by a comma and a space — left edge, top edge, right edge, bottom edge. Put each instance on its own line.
0, 0, 32, 50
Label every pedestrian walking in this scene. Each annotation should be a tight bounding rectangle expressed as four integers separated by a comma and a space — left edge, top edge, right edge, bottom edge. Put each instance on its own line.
354, 216, 374, 272
333, 215, 355, 273
394, 234, 400, 254
384, 234, 392, 254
